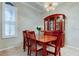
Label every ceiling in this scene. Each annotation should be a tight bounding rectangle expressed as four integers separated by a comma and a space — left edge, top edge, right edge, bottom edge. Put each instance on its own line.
19, 2, 64, 13
25, 2, 65, 13
24, 2, 45, 13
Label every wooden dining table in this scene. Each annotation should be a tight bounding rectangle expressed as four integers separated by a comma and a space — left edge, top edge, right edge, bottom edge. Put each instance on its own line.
35, 35, 57, 56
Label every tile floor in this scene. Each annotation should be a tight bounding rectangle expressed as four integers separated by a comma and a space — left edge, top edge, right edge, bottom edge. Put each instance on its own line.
0, 44, 79, 56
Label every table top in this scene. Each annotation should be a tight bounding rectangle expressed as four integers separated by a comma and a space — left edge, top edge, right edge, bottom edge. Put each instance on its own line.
36, 35, 57, 43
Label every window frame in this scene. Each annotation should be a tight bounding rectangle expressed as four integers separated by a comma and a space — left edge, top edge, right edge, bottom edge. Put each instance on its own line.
2, 2, 17, 38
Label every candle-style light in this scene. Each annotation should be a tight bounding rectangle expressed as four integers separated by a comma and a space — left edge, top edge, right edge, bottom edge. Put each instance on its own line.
44, 2, 58, 11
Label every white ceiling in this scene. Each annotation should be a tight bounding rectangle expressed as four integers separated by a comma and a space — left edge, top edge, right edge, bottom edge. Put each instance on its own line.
15, 2, 74, 14
24, 2, 65, 13
24, 2, 45, 13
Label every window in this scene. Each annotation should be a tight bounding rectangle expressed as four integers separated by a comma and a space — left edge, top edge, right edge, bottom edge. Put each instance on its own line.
2, 2, 17, 38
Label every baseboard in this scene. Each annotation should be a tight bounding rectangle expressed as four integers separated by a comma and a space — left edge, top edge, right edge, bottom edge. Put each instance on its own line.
0, 42, 22, 51
67, 45, 79, 50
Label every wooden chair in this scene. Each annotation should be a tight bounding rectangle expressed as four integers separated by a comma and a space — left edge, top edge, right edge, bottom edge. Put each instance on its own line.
29, 31, 43, 56
44, 30, 60, 47
23, 30, 31, 55
47, 32, 63, 56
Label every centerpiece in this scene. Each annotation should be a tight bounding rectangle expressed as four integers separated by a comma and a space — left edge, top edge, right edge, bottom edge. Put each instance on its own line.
36, 26, 41, 36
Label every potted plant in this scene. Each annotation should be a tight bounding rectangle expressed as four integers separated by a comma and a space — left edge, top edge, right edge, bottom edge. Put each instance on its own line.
36, 26, 41, 36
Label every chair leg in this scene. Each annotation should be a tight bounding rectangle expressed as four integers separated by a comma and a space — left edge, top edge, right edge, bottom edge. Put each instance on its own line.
47, 52, 48, 55
29, 47, 31, 56
23, 48, 25, 51
23, 45, 25, 51
55, 50, 61, 56
55, 47, 60, 56
27, 46, 29, 55
55, 48, 57, 56
59, 50, 61, 56
35, 48, 37, 56
35, 51, 37, 56
27, 41, 30, 55
23, 40, 26, 51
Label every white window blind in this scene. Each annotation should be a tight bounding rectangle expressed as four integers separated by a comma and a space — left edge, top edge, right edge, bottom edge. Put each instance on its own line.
2, 2, 17, 38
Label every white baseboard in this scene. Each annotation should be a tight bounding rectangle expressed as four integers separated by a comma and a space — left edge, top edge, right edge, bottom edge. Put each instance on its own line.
67, 45, 79, 50
0, 42, 22, 51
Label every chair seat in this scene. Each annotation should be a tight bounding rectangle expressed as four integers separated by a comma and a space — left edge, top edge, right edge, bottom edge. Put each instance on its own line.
31, 44, 43, 51
47, 43, 56, 47
47, 42, 61, 56
47, 45, 55, 52
46, 43, 56, 55
37, 44, 43, 50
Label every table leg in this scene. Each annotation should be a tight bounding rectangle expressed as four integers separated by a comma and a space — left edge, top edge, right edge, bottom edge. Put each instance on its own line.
42, 43, 47, 56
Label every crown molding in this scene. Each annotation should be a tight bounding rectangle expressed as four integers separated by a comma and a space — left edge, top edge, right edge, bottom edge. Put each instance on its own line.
19, 2, 43, 13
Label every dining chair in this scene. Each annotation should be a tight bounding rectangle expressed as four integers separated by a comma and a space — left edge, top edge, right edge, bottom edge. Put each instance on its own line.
44, 30, 59, 46
23, 30, 31, 55
29, 31, 43, 56
47, 32, 62, 56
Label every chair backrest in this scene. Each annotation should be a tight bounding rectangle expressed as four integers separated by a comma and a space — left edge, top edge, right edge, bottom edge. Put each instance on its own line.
44, 30, 60, 36
23, 30, 30, 46
59, 33, 65, 47
29, 31, 36, 40
55, 32, 63, 47
29, 31, 37, 50
23, 30, 27, 41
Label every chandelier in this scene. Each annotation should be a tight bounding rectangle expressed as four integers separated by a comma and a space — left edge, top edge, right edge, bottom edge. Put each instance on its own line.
44, 2, 58, 11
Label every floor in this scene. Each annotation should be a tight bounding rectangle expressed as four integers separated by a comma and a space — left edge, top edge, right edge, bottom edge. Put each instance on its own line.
0, 44, 79, 56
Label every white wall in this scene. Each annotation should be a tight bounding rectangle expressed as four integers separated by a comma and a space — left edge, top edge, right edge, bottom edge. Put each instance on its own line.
0, 3, 1, 38
44, 2, 79, 48
0, 2, 44, 50
0, 2, 5, 49
17, 3, 44, 43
